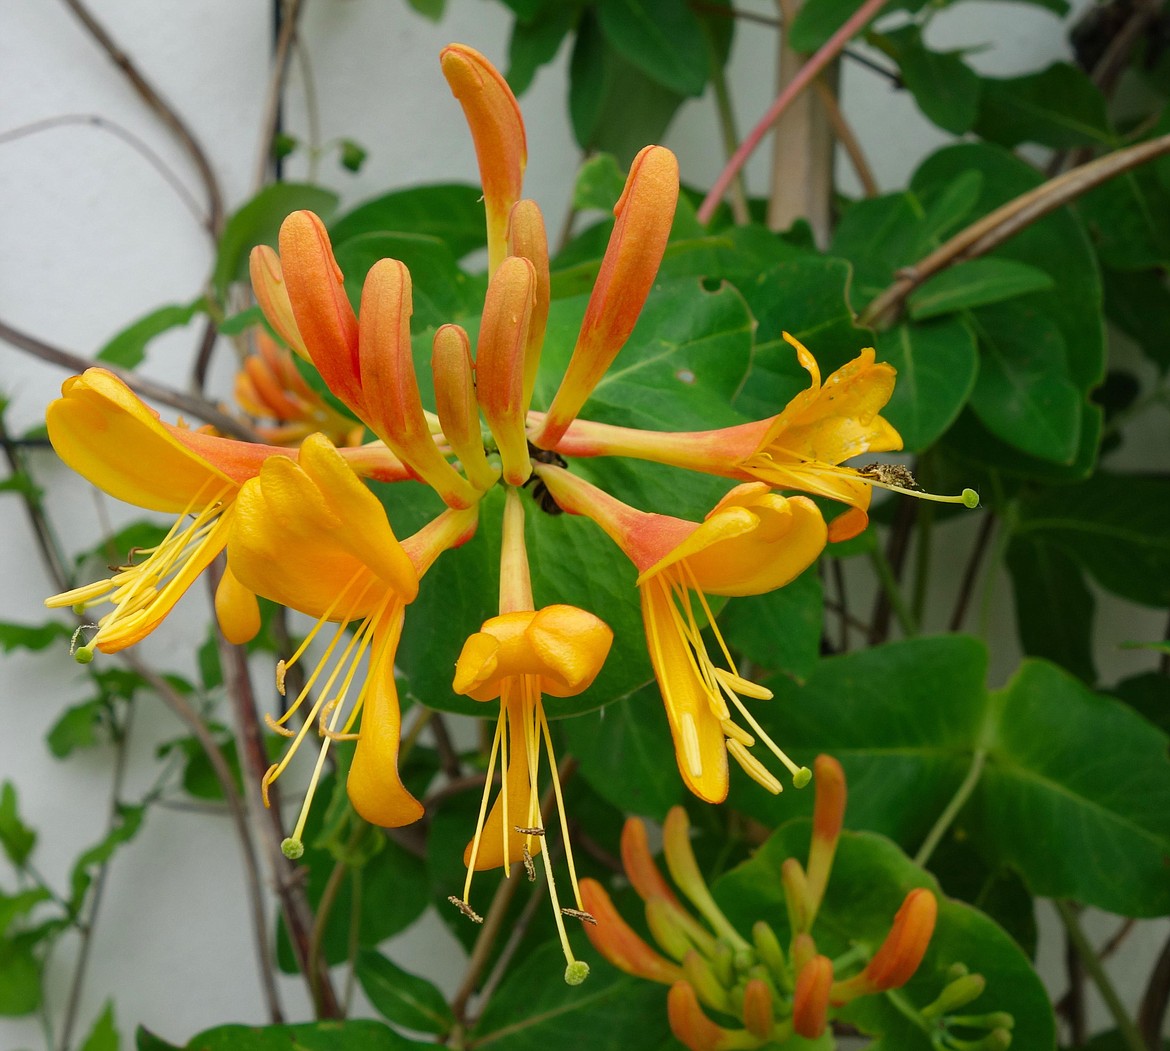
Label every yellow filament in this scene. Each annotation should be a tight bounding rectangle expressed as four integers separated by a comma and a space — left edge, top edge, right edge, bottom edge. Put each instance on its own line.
462, 706, 505, 906
537, 700, 584, 910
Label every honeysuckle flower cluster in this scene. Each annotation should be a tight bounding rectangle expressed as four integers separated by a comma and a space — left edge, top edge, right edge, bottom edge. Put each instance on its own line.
580, 757, 1014, 1050
43, 44, 976, 981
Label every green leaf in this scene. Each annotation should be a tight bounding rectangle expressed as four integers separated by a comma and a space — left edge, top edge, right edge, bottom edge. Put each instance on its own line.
715, 826, 1056, 1051
1111, 671, 1170, 737
1078, 163, 1170, 271
338, 139, 368, 174
471, 941, 673, 1050
0, 887, 50, 937
595, 0, 708, 97
569, 12, 686, 166
69, 804, 146, 910
405, 0, 445, 21
912, 144, 1105, 395
0, 620, 72, 654
0, 934, 41, 1016
213, 183, 339, 294
46, 697, 111, 758
79, 1001, 119, 1051
139, 1020, 425, 1050
1013, 472, 1170, 607
96, 299, 206, 369
908, 258, 1055, 320
788, 0, 883, 54
967, 302, 1082, 463
572, 153, 628, 213
355, 949, 454, 1035
330, 184, 487, 260
0, 783, 36, 867
876, 316, 978, 451
720, 566, 824, 681
563, 680, 686, 821
1102, 266, 1170, 372
1005, 534, 1097, 683
967, 660, 1170, 916
871, 25, 980, 135
975, 63, 1113, 149
507, 1, 580, 95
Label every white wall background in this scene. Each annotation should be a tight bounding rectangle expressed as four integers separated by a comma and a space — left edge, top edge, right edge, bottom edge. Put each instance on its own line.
2, 1, 1165, 1048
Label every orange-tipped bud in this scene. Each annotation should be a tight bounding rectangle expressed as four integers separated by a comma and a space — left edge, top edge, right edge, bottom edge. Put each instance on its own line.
578, 878, 684, 985
741, 978, 774, 1040
792, 955, 834, 1039
662, 807, 746, 950
440, 43, 526, 274
682, 949, 733, 1014
276, 211, 364, 415
865, 888, 937, 990
782, 857, 811, 935
806, 754, 846, 926
667, 981, 737, 1051
476, 255, 535, 485
358, 259, 478, 509
536, 146, 679, 448
622, 816, 683, 908
506, 200, 550, 408
431, 324, 500, 492
249, 245, 308, 360
790, 932, 817, 975
832, 888, 938, 1003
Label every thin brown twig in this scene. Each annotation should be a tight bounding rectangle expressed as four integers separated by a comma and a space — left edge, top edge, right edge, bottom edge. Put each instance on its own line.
1139, 928, 1170, 1049
0, 317, 258, 440
860, 133, 1170, 329
811, 77, 878, 197
253, 0, 305, 192
948, 512, 997, 633
58, 0, 224, 236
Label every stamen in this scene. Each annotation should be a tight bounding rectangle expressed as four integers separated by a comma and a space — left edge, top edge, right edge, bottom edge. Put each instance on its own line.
264, 713, 297, 738
720, 719, 755, 747
713, 667, 773, 701
562, 908, 597, 925
514, 826, 545, 836
276, 661, 287, 696
462, 707, 505, 906
538, 706, 585, 910
727, 739, 783, 794
523, 847, 536, 882
448, 896, 484, 924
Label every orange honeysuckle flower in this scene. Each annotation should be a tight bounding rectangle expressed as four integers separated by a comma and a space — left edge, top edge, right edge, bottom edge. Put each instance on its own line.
544, 334, 977, 541
449, 488, 612, 985
440, 43, 527, 275
228, 433, 477, 849
534, 464, 825, 803
43, 368, 299, 654
668, 980, 756, 1051
792, 955, 834, 1038
533, 145, 680, 450
235, 330, 364, 448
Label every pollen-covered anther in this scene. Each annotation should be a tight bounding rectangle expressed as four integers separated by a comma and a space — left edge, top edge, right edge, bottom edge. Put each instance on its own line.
719, 719, 754, 747
319, 697, 360, 741
726, 739, 783, 794
562, 907, 597, 925
514, 825, 545, 836
523, 847, 536, 882
261, 763, 280, 808
264, 712, 296, 738
275, 660, 288, 696
448, 895, 485, 924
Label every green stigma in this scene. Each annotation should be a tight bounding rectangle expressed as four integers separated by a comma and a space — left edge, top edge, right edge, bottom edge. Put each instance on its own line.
564, 960, 590, 986
793, 766, 812, 789
74, 646, 95, 665
962, 488, 980, 508
281, 837, 304, 860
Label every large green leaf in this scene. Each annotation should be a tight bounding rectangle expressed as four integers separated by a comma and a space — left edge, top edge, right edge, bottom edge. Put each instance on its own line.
715, 826, 1056, 1050
719, 565, 824, 681
213, 183, 338, 293
975, 64, 1113, 149
965, 660, 1170, 916
1013, 472, 1170, 608
727, 637, 1170, 916
329, 184, 487, 260
908, 258, 1054, 320
871, 25, 980, 135
1102, 266, 1170, 373
595, 0, 708, 97
1005, 533, 1097, 683
875, 316, 978, 451
469, 941, 672, 1050
967, 302, 1082, 463
506, 1, 580, 95
1078, 164, 1170, 271
356, 949, 454, 1035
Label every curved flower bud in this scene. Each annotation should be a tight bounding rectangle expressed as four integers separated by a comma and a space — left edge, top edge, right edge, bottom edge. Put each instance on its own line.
806, 754, 846, 928
741, 977, 775, 1041
440, 43, 526, 274
275, 211, 364, 417
579, 877, 684, 985
507, 200, 550, 408
831, 888, 938, 1003
431, 324, 500, 492
249, 245, 308, 360
476, 255, 536, 485
667, 981, 752, 1051
536, 146, 679, 448
792, 955, 834, 1039
359, 259, 479, 508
